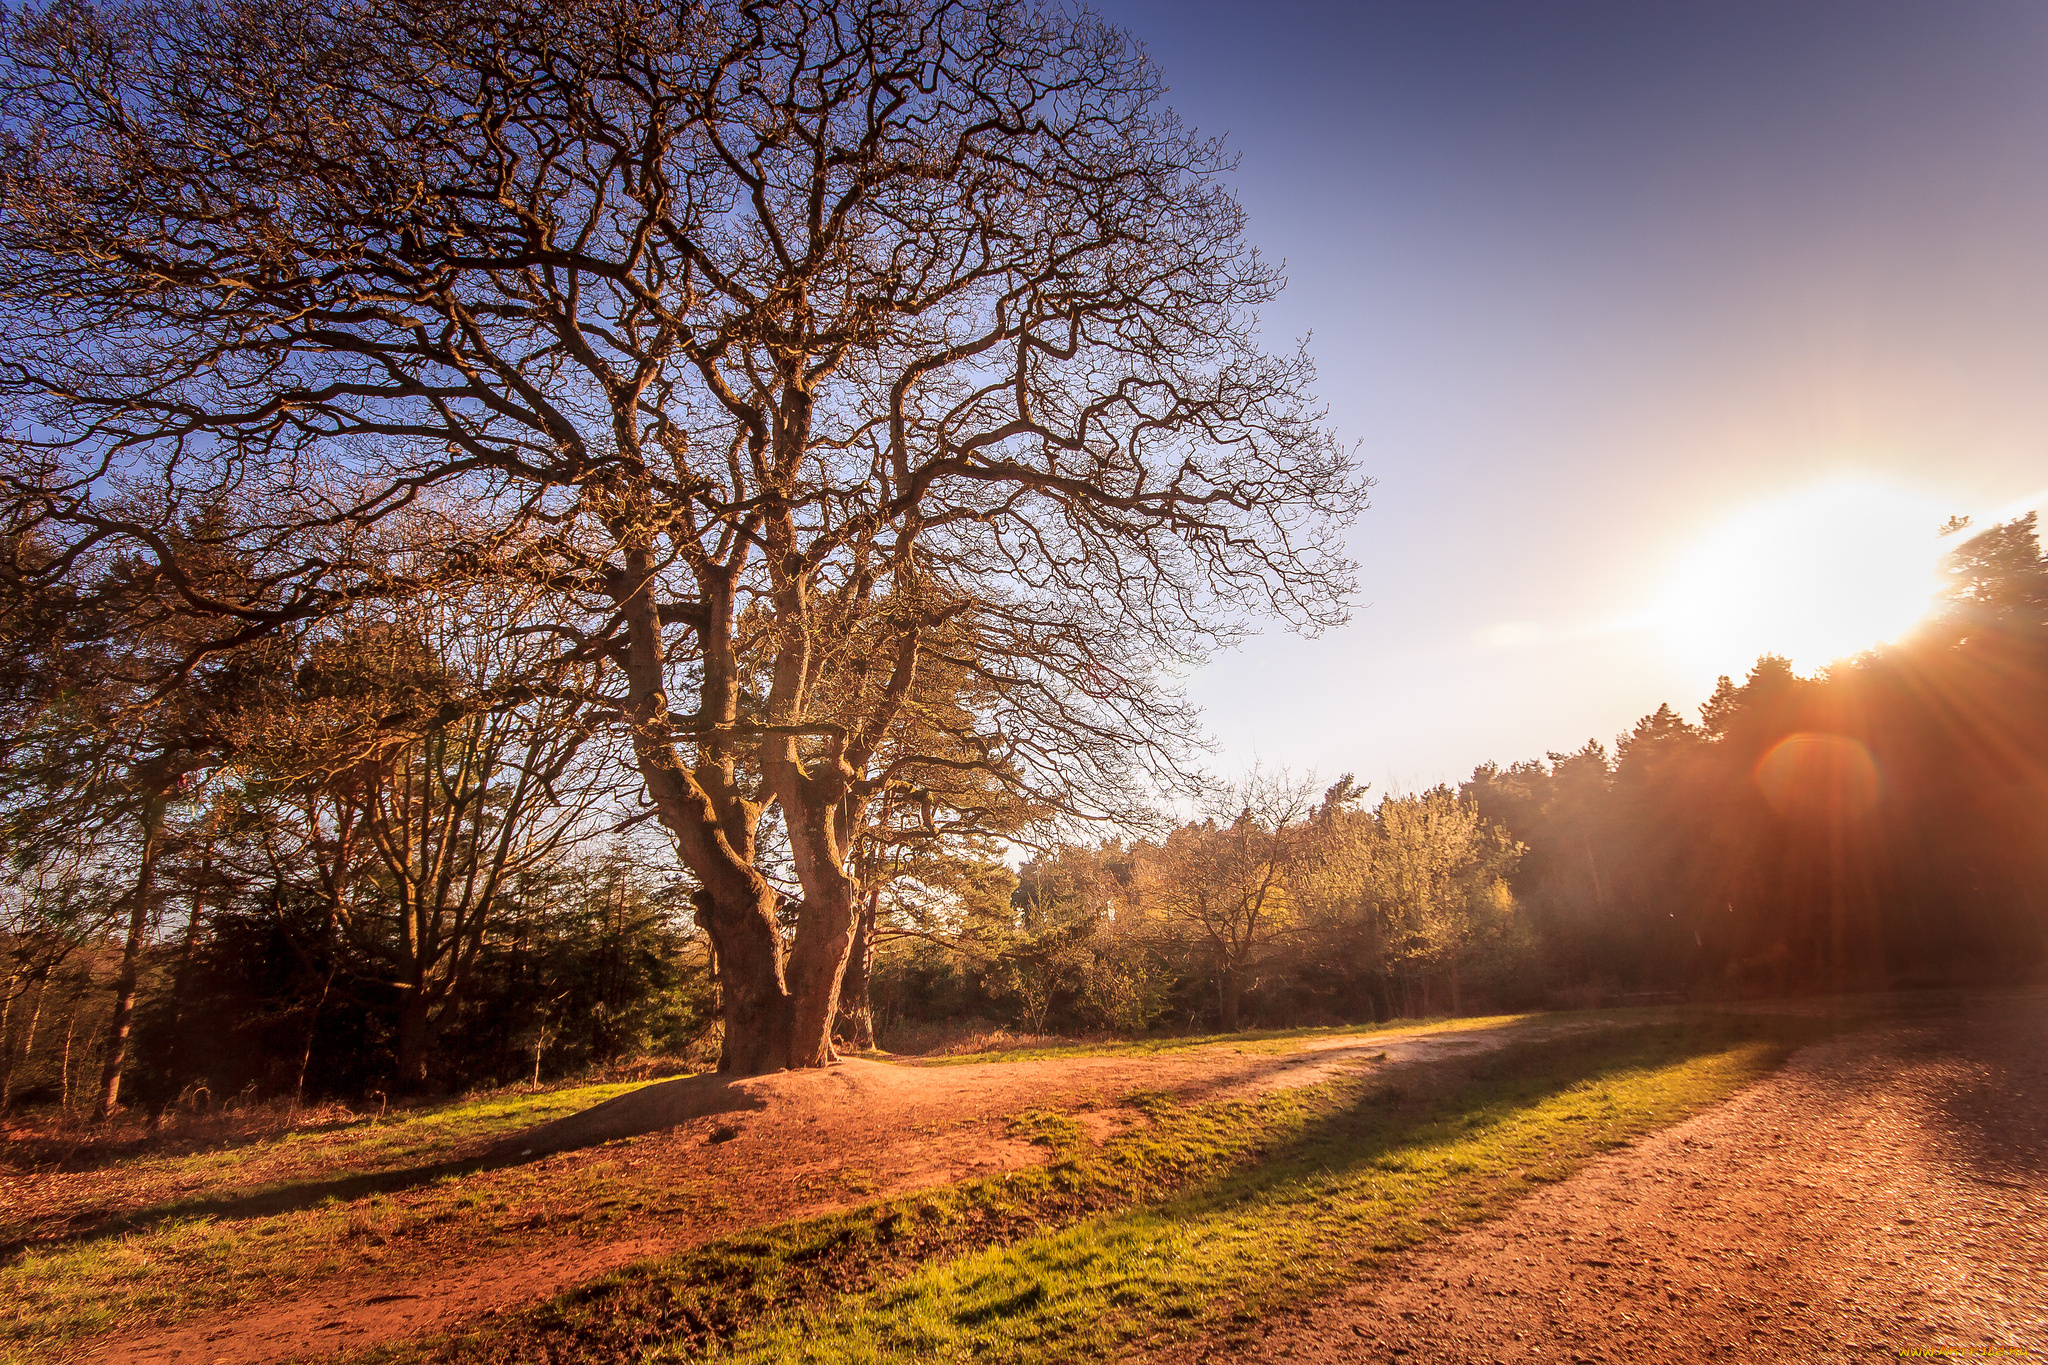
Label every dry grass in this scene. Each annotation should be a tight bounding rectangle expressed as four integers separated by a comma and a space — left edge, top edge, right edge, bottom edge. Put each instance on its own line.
900, 1015, 1529, 1067
874, 1018, 1105, 1058
0, 1070, 714, 1355
0, 1054, 695, 1180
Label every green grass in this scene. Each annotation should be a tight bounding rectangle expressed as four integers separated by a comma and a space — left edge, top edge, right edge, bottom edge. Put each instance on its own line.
901, 1013, 1532, 1066
361, 1012, 1832, 1365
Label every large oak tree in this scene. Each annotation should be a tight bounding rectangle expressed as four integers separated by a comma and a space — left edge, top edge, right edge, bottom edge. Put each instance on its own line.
1, 0, 1367, 1073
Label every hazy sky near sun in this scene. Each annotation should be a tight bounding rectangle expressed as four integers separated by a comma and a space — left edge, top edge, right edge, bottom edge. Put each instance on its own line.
1089, 0, 2048, 792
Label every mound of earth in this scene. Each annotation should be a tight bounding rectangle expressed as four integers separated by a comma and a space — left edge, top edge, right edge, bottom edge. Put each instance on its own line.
513, 1026, 1589, 1156
512, 1057, 1020, 1153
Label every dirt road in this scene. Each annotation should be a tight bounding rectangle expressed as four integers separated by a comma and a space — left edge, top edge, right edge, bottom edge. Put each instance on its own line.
1164, 993, 2047, 1364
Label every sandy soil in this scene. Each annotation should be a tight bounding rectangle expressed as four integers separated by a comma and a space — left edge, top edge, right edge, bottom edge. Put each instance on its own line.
1157, 992, 2048, 1365
86, 1024, 1511, 1365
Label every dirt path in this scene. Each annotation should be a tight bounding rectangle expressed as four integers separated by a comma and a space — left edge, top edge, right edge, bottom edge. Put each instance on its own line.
90, 1021, 1539, 1365
1160, 993, 2048, 1365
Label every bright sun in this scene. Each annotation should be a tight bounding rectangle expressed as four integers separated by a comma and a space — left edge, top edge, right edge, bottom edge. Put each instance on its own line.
1662, 479, 1947, 675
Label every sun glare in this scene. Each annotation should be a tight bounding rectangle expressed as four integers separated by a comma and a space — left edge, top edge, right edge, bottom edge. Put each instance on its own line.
1661, 480, 1946, 675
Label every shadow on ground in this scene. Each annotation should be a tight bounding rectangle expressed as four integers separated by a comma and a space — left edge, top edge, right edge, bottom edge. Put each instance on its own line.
2, 1074, 774, 1261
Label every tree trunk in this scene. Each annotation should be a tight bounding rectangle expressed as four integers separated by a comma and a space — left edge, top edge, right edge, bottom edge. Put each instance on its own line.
294, 967, 334, 1108
158, 859, 209, 1116
94, 795, 164, 1123
1219, 964, 1242, 1032
393, 990, 434, 1092
691, 887, 794, 1075
835, 889, 879, 1052
2, 970, 48, 1111
0, 975, 17, 1111
780, 795, 859, 1069
60, 1002, 80, 1111
619, 548, 794, 1076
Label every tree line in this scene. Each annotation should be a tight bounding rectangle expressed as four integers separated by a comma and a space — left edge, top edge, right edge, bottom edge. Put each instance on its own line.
3, 499, 2039, 1116
868, 513, 2048, 1040
0, 577, 713, 1112
863, 775, 1521, 1042
1464, 513, 2048, 1001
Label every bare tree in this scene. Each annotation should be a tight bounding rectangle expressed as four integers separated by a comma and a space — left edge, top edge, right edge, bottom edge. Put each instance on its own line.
0, 0, 1367, 1072
830, 622, 1050, 1051
1147, 772, 1331, 1032
0, 854, 98, 1108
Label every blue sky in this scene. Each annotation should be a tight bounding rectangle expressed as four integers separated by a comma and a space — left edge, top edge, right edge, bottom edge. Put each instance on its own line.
1092, 0, 2048, 790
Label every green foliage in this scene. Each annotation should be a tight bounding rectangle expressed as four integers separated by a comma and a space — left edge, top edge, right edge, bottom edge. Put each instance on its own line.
874, 783, 1532, 1040
871, 844, 1173, 1041
118, 839, 713, 1106
1931, 510, 2048, 641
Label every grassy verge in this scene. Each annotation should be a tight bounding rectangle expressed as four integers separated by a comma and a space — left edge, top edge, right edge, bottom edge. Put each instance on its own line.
2, 1079, 681, 1354
7, 1077, 672, 1211
899, 1013, 1531, 1067
359, 1013, 1830, 1365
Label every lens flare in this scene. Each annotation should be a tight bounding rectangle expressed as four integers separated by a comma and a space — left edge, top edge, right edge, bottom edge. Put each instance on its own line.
1754, 732, 1881, 819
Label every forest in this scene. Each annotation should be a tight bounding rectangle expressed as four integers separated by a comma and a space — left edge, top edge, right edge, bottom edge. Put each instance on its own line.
0, 0, 2043, 1120
4, 510, 2041, 1114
